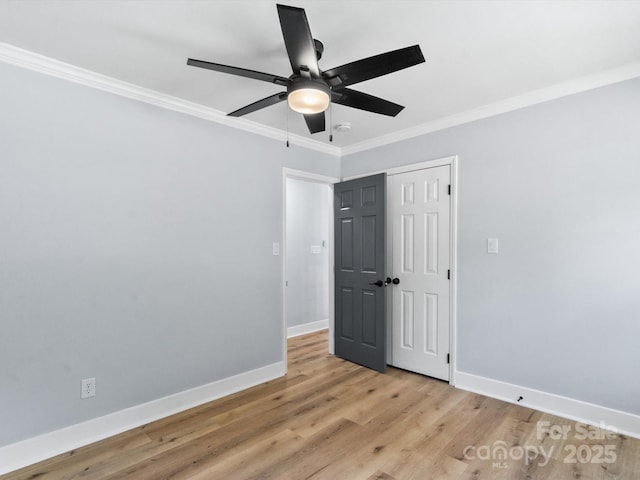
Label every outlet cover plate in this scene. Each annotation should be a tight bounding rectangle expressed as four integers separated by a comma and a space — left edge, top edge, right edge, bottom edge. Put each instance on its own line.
81, 377, 96, 399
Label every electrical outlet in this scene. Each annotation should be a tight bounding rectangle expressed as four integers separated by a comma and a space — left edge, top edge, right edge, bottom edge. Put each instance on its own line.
81, 377, 96, 399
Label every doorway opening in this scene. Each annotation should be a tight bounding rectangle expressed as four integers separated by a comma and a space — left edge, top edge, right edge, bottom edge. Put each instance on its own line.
282, 168, 338, 368
283, 155, 457, 384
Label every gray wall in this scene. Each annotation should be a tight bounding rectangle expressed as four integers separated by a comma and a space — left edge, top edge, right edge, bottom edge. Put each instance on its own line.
342, 77, 640, 416
0, 61, 339, 446
285, 178, 330, 329
2, 54, 638, 449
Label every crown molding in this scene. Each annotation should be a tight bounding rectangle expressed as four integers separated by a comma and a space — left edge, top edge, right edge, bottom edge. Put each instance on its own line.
3, 42, 639, 159
341, 61, 640, 157
0, 42, 340, 157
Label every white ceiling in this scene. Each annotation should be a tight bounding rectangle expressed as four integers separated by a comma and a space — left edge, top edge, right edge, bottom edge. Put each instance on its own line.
1, 0, 640, 152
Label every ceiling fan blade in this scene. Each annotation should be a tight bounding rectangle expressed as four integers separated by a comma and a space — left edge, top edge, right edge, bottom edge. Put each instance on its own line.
187, 58, 289, 87
276, 4, 320, 77
303, 112, 325, 134
332, 88, 404, 117
228, 92, 288, 117
323, 45, 425, 88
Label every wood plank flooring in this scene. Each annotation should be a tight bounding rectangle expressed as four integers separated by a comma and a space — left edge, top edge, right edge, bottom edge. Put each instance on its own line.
3, 330, 639, 479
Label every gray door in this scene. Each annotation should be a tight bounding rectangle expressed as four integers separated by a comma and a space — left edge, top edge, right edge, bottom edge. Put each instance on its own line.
334, 174, 386, 372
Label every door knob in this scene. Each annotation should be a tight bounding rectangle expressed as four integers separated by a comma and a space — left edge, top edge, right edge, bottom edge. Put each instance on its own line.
392, 278, 400, 285
368, 280, 384, 287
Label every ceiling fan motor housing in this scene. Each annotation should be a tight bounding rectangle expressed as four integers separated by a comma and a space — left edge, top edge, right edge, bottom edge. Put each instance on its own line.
314, 39, 324, 60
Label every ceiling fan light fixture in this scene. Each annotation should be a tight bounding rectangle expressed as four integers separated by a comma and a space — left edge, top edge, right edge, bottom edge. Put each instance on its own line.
287, 81, 330, 114
187, 4, 425, 135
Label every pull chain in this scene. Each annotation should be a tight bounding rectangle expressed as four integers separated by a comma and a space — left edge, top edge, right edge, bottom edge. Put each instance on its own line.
329, 101, 333, 143
286, 104, 290, 148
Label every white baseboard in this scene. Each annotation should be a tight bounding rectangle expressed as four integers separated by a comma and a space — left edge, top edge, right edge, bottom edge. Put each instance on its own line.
0, 361, 286, 475
287, 319, 329, 338
456, 371, 640, 440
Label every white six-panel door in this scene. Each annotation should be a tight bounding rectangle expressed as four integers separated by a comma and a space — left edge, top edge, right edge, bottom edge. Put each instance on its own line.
390, 165, 451, 380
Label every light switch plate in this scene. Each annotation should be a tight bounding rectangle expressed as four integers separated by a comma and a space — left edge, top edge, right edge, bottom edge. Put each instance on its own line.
272, 242, 280, 256
487, 238, 499, 254
310, 245, 321, 254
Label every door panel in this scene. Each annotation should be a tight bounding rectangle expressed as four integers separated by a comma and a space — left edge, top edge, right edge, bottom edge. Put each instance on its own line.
401, 214, 414, 272
401, 290, 414, 348
361, 215, 378, 271
390, 166, 450, 380
362, 290, 377, 346
340, 287, 354, 339
340, 218, 354, 269
334, 174, 386, 372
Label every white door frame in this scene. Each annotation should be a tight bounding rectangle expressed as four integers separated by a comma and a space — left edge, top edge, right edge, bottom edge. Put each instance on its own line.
282, 168, 339, 369
340, 155, 459, 385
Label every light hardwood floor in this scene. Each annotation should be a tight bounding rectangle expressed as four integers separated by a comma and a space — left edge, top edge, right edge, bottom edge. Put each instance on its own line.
3, 330, 639, 479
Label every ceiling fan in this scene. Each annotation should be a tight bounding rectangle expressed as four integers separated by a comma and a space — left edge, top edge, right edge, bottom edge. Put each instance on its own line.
187, 3, 425, 135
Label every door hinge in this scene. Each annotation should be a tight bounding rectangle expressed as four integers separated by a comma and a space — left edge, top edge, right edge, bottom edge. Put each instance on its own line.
447, 353, 450, 364
447, 269, 451, 280
448, 184, 451, 195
